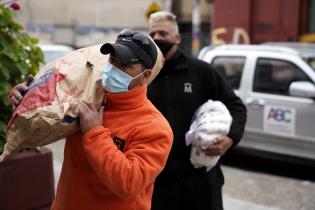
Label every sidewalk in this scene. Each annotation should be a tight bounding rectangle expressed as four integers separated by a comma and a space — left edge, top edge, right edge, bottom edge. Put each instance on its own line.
224, 196, 287, 210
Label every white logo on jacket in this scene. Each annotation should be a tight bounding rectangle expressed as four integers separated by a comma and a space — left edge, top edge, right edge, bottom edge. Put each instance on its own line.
184, 83, 192, 93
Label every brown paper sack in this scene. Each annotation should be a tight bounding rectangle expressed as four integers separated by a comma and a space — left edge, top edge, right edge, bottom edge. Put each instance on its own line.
0, 43, 164, 161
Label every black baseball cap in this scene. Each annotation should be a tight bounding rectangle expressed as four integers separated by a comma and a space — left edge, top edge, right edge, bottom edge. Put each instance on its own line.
100, 29, 157, 69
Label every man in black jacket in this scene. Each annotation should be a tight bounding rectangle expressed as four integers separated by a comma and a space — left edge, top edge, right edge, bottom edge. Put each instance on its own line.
147, 11, 247, 210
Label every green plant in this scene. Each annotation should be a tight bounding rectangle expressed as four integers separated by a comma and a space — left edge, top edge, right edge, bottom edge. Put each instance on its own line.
0, 3, 44, 154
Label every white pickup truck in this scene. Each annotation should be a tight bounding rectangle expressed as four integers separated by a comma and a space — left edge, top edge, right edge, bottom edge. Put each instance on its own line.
198, 44, 315, 163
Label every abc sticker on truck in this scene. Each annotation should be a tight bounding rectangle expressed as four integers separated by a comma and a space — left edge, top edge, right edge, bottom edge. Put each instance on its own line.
263, 105, 296, 136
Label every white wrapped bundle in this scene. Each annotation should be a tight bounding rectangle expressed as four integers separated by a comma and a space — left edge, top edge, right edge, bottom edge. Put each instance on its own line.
185, 100, 232, 171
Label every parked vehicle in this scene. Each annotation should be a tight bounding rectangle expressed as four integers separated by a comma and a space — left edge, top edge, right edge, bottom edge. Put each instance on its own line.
39, 44, 75, 64
261, 42, 315, 70
199, 44, 315, 163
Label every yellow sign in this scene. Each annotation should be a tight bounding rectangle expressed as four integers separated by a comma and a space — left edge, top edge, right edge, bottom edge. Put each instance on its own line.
212, 27, 251, 44
145, 2, 161, 20
300, 33, 315, 43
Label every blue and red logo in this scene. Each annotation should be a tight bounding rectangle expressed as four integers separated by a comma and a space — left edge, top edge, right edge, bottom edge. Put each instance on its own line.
267, 107, 292, 123
8, 68, 66, 128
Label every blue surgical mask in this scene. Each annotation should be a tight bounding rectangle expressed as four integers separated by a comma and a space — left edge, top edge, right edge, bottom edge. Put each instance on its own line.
102, 63, 145, 93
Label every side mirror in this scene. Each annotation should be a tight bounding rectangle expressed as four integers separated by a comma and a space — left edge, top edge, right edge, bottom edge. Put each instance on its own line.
289, 81, 315, 98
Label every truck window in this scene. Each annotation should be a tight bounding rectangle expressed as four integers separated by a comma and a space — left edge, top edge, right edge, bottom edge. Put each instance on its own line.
253, 58, 311, 96
303, 57, 315, 70
212, 56, 245, 89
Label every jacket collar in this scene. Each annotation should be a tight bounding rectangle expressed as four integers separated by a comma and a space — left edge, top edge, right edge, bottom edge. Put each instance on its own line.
162, 48, 189, 72
104, 84, 147, 111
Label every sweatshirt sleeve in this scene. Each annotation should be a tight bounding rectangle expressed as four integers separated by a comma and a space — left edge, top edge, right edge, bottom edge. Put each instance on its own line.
81, 124, 173, 200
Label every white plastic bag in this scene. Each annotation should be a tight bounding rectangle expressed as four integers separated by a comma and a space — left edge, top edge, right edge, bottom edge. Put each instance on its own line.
186, 100, 232, 171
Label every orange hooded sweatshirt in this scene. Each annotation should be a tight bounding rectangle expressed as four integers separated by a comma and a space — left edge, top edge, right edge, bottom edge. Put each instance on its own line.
51, 84, 173, 210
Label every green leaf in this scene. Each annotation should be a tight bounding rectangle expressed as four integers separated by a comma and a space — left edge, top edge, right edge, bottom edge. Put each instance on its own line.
0, 62, 11, 80
0, 81, 11, 95
30, 38, 38, 44
2, 46, 19, 61
0, 4, 44, 153
0, 121, 7, 154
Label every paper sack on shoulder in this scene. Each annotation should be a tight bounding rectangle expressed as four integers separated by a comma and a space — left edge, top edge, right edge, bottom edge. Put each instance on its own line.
0, 43, 164, 161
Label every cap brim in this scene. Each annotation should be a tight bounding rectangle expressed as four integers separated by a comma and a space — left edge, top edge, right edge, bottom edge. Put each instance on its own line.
100, 43, 139, 65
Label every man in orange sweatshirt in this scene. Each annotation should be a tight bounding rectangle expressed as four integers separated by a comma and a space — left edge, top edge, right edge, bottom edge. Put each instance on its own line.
53, 30, 173, 210
10, 29, 173, 210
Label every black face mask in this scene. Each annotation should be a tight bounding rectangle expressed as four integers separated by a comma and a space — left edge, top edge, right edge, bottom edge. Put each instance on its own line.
154, 39, 174, 56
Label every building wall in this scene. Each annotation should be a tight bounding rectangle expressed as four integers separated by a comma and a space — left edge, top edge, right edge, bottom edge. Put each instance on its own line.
15, 0, 168, 47
174, 0, 213, 55
175, 0, 212, 22
17, 0, 168, 28
15, 0, 214, 52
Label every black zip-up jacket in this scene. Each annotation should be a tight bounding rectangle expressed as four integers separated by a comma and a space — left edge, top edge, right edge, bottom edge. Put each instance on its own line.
147, 49, 247, 176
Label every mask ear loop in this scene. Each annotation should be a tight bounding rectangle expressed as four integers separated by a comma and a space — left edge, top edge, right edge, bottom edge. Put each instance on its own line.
132, 69, 148, 80
134, 69, 152, 86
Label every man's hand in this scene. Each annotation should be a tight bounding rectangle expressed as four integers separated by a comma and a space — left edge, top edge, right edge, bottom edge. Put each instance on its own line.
78, 100, 104, 134
203, 135, 233, 156
11, 75, 34, 110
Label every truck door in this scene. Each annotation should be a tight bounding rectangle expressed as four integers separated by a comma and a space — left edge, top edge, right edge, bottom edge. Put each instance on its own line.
244, 57, 315, 159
